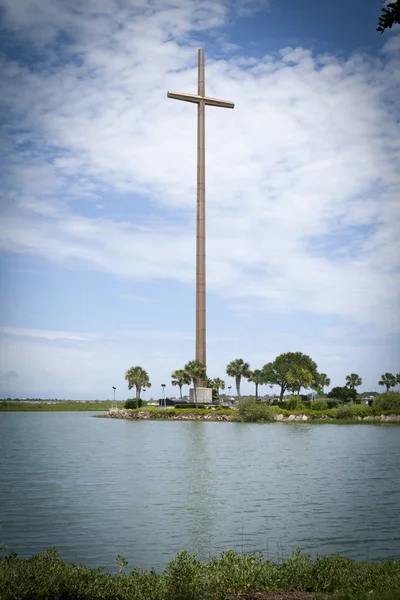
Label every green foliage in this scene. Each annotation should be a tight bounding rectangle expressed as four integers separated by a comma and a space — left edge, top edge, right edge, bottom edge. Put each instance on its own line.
226, 358, 252, 400
311, 399, 328, 411
263, 351, 318, 400
206, 379, 221, 402
247, 369, 266, 401
125, 399, 147, 409
374, 392, 400, 412
287, 365, 314, 395
345, 373, 362, 390
171, 369, 191, 399
207, 377, 225, 395
125, 366, 151, 399
1, 547, 400, 599
183, 360, 207, 408
285, 396, 302, 410
174, 403, 206, 409
325, 398, 340, 408
215, 404, 231, 411
314, 372, 331, 394
379, 372, 398, 392
328, 386, 357, 402
336, 405, 353, 420
237, 398, 275, 422
377, 1, 400, 33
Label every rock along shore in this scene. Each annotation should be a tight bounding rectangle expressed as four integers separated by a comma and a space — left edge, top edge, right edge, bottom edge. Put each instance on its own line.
106, 409, 400, 422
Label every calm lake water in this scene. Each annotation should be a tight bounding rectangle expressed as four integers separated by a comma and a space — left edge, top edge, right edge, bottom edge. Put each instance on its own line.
0, 412, 399, 572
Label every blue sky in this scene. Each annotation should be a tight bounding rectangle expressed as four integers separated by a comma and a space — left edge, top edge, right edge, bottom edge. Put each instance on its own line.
0, 0, 399, 400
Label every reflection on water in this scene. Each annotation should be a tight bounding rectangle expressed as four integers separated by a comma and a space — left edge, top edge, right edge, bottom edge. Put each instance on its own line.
0, 413, 399, 571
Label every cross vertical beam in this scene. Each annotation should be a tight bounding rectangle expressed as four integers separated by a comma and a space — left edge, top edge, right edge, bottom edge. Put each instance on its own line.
167, 49, 234, 374
197, 48, 206, 368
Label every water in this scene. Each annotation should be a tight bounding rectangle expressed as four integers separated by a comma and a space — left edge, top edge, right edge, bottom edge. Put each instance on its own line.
0, 412, 399, 572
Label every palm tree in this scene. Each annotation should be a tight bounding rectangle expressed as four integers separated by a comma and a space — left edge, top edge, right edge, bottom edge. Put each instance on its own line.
226, 358, 251, 401
287, 366, 314, 395
211, 377, 225, 399
378, 372, 397, 392
171, 369, 191, 399
345, 373, 362, 390
317, 373, 331, 394
206, 377, 225, 403
184, 360, 206, 408
248, 369, 266, 401
125, 366, 151, 399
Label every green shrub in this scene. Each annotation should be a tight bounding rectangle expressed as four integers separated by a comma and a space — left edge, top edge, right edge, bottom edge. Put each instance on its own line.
175, 403, 206, 409
237, 398, 275, 422
336, 405, 353, 420
374, 392, 400, 412
285, 396, 300, 410
311, 399, 328, 411
328, 386, 357, 402
326, 398, 341, 408
125, 399, 140, 409
1, 548, 400, 599
350, 404, 373, 418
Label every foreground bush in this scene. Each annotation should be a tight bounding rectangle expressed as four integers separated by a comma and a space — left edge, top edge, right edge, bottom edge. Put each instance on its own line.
311, 399, 328, 411
237, 398, 275, 422
374, 392, 400, 412
125, 399, 148, 409
0, 548, 399, 599
336, 405, 353, 420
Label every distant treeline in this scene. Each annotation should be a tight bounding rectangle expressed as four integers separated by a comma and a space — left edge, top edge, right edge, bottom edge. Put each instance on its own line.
0, 400, 125, 412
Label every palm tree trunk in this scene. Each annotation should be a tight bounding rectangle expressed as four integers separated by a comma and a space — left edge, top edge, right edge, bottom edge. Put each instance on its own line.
136, 385, 140, 399
255, 383, 259, 402
179, 384, 183, 399
194, 381, 197, 409
386, 384, 390, 392
236, 377, 241, 401
280, 386, 284, 401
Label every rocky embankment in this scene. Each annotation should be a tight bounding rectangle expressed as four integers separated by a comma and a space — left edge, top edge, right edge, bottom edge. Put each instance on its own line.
107, 409, 400, 422
107, 408, 232, 420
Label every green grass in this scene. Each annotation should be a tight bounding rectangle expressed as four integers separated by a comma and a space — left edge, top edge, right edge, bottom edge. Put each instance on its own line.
125, 406, 234, 418
0, 547, 399, 599
0, 400, 125, 411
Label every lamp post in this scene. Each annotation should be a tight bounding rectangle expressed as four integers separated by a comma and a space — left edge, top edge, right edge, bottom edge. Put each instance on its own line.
161, 384, 166, 409
112, 386, 116, 409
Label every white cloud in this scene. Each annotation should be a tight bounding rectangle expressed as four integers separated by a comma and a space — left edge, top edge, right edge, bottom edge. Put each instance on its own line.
0, 0, 399, 396
0, 327, 98, 341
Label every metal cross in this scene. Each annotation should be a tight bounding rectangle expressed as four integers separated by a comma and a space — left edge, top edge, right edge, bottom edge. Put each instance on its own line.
167, 49, 234, 373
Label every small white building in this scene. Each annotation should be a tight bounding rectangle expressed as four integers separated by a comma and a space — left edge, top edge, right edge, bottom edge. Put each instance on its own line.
360, 396, 375, 406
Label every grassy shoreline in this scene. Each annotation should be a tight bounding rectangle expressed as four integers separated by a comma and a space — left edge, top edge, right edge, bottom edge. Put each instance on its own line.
1, 547, 399, 599
106, 406, 400, 424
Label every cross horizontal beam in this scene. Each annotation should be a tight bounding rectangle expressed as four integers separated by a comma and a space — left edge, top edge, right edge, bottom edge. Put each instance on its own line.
167, 91, 234, 109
